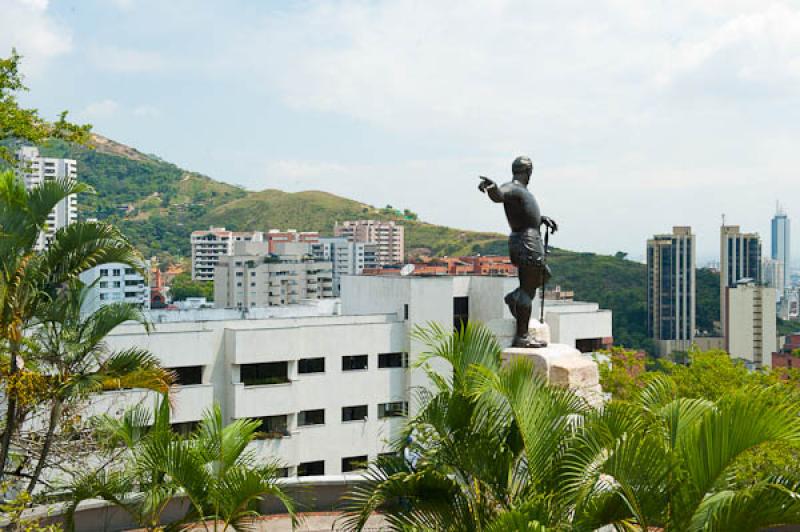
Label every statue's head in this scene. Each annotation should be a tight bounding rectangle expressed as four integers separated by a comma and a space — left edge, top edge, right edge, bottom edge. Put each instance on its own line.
512, 156, 533, 184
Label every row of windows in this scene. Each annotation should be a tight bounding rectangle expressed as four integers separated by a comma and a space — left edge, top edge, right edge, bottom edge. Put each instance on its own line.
240, 353, 408, 385
255, 402, 408, 433
296, 455, 371, 476
98, 267, 137, 277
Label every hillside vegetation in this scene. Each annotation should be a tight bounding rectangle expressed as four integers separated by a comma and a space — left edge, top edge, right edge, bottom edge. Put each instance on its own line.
34, 136, 721, 349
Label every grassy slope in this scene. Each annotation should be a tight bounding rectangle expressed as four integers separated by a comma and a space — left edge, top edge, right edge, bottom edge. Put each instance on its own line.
35, 136, 724, 349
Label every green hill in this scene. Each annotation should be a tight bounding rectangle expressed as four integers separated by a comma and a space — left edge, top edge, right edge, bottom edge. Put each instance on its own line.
35, 136, 721, 349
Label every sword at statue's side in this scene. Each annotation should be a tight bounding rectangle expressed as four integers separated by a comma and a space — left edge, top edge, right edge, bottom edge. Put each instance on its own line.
539, 223, 552, 324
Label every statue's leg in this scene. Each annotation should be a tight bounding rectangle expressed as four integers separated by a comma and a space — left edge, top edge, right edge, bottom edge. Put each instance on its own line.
516, 266, 538, 339
504, 288, 519, 319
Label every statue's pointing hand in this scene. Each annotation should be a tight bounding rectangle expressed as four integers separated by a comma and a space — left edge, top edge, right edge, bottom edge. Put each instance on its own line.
478, 176, 495, 193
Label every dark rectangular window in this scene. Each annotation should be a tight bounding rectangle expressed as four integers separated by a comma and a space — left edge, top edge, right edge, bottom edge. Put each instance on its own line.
277, 467, 289, 478
171, 421, 199, 436
240, 362, 289, 386
255, 415, 289, 438
342, 455, 368, 473
378, 352, 407, 368
172, 366, 203, 386
298, 357, 325, 374
342, 405, 368, 422
404, 304, 409, 320
298, 409, 325, 426
378, 401, 408, 419
453, 296, 469, 331
297, 460, 325, 477
342, 355, 368, 371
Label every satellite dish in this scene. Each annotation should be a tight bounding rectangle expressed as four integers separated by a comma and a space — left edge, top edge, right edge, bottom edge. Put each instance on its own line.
400, 264, 415, 276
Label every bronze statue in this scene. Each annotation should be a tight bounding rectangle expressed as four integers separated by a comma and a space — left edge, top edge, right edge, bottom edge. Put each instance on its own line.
479, 156, 557, 348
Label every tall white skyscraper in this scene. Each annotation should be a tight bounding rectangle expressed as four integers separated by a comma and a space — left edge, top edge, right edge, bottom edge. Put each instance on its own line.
16, 146, 78, 250
647, 226, 696, 356
772, 203, 791, 293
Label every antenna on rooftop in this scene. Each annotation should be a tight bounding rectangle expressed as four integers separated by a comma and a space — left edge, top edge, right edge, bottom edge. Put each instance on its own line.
721, 213, 726, 227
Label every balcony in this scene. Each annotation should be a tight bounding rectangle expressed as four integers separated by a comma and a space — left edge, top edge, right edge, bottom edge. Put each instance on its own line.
89, 384, 214, 424
233, 382, 294, 419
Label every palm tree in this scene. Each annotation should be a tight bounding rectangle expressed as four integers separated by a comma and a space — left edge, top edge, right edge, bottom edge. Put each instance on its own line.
24, 281, 174, 493
340, 322, 800, 531
0, 169, 142, 483
67, 396, 297, 531
340, 322, 588, 530
565, 376, 800, 531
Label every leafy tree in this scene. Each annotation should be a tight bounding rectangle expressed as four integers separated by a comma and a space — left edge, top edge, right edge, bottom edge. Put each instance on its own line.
23, 283, 173, 493
0, 50, 90, 163
169, 272, 214, 301
67, 397, 296, 531
596, 346, 649, 400
0, 170, 142, 486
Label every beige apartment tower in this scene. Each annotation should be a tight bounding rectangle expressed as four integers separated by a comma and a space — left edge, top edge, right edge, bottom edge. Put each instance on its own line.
334, 220, 404, 266
214, 245, 334, 309
725, 281, 777, 369
191, 227, 266, 281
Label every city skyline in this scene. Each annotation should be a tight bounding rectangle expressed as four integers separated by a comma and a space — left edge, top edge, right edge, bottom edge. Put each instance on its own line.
3, 1, 800, 260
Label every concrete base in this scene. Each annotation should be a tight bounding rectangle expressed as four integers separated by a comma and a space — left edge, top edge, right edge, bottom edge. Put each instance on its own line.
502, 343, 605, 407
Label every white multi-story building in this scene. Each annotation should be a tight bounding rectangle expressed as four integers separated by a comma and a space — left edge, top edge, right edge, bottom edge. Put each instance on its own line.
334, 220, 404, 266
94, 275, 611, 483
762, 257, 785, 295
725, 280, 777, 369
214, 243, 334, 308
191, 227, 265, 281
79, 262, 150, 314
313, 238, 378, 295
16, 146, 78, 250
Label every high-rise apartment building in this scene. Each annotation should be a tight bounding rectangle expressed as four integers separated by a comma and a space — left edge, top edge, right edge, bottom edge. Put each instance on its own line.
647, 226, 696, 356
16, 146, 78, 250
190, 227, 265, 280
312, 238, 378, 295
79, 262, 150, 314
214, 245, 334, 309
191, 228, 323, 281
720, 225, 762, 327
334, 220, 404, 266
772, 204, 791, 293
725, 281, 777, 369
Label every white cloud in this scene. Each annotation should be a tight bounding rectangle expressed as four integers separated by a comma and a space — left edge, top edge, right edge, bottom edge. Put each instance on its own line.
133, 104, 161, 118
80, 99, 120, 119
9, 0, 800, 257
89, 45, 165, 73
0, 0, 72, 73
108, 0, 135, 10
655, 3, 800, 88
221, 1, 800, 256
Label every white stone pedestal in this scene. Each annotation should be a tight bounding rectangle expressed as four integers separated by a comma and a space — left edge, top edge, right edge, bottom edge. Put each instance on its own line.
502, 343, 605, 407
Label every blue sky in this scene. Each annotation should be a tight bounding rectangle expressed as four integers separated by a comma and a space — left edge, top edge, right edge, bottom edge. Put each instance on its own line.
3, 0, 800, 264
